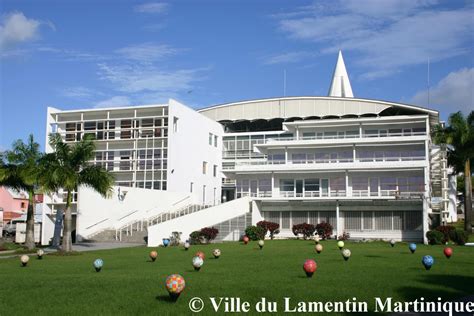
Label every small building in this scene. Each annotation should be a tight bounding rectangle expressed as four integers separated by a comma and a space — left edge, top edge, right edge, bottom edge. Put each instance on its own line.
0, 187, 28, 224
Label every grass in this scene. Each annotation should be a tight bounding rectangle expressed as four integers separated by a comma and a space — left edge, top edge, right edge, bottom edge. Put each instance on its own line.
0, 240, 473, 315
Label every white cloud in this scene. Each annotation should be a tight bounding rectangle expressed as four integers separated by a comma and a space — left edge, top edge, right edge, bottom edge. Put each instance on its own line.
95, 96, 132, 108
263, 51, 314, 65
97, 63, 205, 94
134, 3, 168, 14
410, 68, 474, 115
0, 12, 54, 57
277, 1, 473, 79
62, 86, 97, 98
115, 43, 179, 62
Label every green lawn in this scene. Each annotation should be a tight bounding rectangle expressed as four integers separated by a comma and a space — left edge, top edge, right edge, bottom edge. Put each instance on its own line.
0, 240, 473, 315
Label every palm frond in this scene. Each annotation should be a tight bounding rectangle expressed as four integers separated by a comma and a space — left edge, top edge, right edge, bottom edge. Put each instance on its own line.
78, 165, 114, 198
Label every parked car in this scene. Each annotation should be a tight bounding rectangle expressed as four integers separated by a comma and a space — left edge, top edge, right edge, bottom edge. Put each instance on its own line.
2, 218, 26, 237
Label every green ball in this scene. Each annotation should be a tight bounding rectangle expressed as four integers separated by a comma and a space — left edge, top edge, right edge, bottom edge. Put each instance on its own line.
337, 241, 345, 249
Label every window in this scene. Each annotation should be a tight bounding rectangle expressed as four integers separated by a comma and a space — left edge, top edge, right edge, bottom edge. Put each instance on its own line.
21, 202, 26, 209
304, 179, 320, 192
214, 135, 218, 147
209, 133, 213, 145
84, 121, 96, 131
280, 179, 294, 192
202, 161, 208, 174
213, 165, 217, 177
173, 117, 179, 132
190, 182, 193, 193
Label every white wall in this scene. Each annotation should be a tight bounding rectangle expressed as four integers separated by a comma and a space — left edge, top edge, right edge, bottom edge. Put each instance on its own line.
167, 99, 223, 205
147, 197, 251, 246
40, 203, 56, 245
76, 186, 190, 240
447, 175, 458, 223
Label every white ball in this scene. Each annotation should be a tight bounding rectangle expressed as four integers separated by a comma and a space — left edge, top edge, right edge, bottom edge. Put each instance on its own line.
213, 249, 221, 257
192, 256, 204, 268
20, 255, 30, 264
258, 240, 264, 247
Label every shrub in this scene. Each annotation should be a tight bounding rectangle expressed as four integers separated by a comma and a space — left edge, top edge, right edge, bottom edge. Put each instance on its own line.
426, 230, 444, 245
315, 222, 333, 240
338, 231, 350, 241
449, 229, 469, 245
189, 231, 202, 244
200, 227, 219, 241
245, 225, 266, 241
292, 223, 316, 240
256, 221, 280, 239
435, 225, 455, 243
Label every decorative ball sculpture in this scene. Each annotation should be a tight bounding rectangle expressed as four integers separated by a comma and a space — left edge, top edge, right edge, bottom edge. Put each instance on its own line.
243, 236, 250, 244
165, 274, 186, 301
258, 240, 264, 250
93, 258, 104, 272
184, 242, 190, 251
444, 247, 453, 259
422, 255, 434, 270
20, 255, 29, 267
37, 249, 44, 259
149, 250, 158, 262
195, 251, 205, 260
162, 238, 170, 247
390, 239, 396, 247
341, 248, 351, 261
315, 244, 323, 254
337, 240, 344, 250
409, 243, 417, 254
314, 236, 320, 244
213, 249, 221, 259
303, 259, 317, 277
192, 256, 204, 271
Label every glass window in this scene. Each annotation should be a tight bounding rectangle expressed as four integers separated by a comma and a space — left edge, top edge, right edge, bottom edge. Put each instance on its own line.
209, 133, 213, 145
292, 153, 306, 163
352, 177, 368, 191
280, 179, 294, 192
214, 135, 218, 147
202, 161, 208, 174
213, 165, 217, 177
84, 121, 96, 130
304, 179, 319, 192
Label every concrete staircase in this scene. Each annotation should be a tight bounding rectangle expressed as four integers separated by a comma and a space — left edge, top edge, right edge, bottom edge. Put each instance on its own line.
86, 229, 147, 244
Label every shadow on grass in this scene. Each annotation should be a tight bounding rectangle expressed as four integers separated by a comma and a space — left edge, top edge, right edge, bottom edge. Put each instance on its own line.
397, 274, 474, 301
155, 295, 178, 303
364, 255, 384, 258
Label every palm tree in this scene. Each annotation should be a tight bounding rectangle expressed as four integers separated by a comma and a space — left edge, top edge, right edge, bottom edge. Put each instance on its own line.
433, 111, 474, 232
41, 133, 114, 252
0, 135, 42, 249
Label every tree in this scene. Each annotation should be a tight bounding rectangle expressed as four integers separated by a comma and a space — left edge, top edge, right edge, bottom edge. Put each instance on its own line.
0, 135, 42, 249
41, 134, 114, 252
433, 111, 474, 232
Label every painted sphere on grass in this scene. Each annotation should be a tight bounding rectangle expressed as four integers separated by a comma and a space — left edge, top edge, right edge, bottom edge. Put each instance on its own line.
165, 274, 185, 301
390, 239, 396, 247
192, 256, 204, 271
243, 236, 250, 244
303, 259, 317, 277
149, 250, 158, 261
341, 248, 351, 261
258, 240, 264, 249
314, 236, 320, 244
443, 247, 453, 259
422, 255, 434, 270
337, 241, 344, 249
409, 243, 417, 254
184, 242, 190, 250
162, 239, 170, 247
93, 258, 104, 272
315, 244, 323, 254
195, 251, 205, 260
37, 249, 44, 259
20, 255, 29, 267
213, 249, 221, 258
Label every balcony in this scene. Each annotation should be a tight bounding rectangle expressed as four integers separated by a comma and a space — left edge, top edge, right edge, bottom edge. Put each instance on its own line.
236, 190, 424, 200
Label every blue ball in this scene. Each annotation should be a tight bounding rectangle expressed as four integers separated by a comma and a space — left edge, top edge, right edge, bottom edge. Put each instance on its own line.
163, 239, 170, 247
422, 255, 434, 270
93, 258, 103, 269
409, 243, 417, 253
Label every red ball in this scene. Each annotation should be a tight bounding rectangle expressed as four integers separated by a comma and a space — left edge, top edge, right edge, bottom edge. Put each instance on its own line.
303, 259, 317, 277
243, 236, 250, 244
195, 251, 205, 260
443, 247, 453, 258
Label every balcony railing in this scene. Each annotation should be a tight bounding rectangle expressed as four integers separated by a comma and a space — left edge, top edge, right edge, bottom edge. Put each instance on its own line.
236, 190, 424, 199
264, 131, 426, 143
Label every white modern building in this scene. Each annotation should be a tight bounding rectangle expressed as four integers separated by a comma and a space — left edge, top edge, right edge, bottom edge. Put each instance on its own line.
42, 52, 456, 246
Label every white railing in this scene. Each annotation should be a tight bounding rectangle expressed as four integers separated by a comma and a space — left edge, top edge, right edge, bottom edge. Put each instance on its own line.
264, 131, 426, 143
236, 190, 424, 199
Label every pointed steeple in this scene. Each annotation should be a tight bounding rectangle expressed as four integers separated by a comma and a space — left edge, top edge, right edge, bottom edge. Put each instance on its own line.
328, 50, 354, 98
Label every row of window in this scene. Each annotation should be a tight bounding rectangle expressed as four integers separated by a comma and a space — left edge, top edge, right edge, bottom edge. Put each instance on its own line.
202, 161, 218, 177
208, 133, 218, 147
116, 181, 167, 190
262, 210, 422, 231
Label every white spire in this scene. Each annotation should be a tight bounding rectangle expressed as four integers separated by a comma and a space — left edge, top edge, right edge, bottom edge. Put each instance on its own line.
328, 50, 354, 98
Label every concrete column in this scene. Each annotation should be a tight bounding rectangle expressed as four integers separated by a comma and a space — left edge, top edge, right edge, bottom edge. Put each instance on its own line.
271, 173, 275, 198
296, 127, 299, 140
336, 200, 341, 237
353, 144, 356, 162
285, 147, 288, 164
345, 171, 350, 197
359, 123, 362, 138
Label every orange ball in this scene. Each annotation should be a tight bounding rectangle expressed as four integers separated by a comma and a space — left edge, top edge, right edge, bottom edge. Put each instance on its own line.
195, 251, 205, 260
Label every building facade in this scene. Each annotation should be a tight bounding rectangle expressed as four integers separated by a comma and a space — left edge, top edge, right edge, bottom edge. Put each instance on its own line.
42, 52, 454, 245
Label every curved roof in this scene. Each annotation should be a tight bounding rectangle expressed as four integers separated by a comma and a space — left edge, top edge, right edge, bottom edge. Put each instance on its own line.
198, 96, 439, 126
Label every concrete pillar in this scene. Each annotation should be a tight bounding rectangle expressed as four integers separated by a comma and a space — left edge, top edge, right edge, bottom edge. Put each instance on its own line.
336, 200, 341, 237
285, 147, 288, 164
345, 171, 349, 197
271, 173, 275, 198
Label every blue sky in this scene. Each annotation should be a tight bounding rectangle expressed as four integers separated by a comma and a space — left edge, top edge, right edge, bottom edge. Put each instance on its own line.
1, 0, 473, 150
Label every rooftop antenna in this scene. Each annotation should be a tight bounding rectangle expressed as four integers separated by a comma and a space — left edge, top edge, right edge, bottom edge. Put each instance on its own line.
283, 69, 287, 97
427, 58, 430, 106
